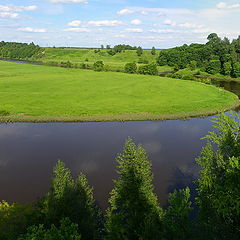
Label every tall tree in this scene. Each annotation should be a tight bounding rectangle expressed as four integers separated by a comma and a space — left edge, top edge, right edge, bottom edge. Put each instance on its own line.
196, 113, 240, 239
136, 46, 143, 56
151, 46, 156, 55
105, 138, 164, 240
43, 160, 103, 240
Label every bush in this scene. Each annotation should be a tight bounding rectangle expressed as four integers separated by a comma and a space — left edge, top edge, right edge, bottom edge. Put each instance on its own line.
138, 63, 158, 75
124, 62, 137, 74
93, 61, 104, 71
60, 61, 72, 68
233, 62, 240, 77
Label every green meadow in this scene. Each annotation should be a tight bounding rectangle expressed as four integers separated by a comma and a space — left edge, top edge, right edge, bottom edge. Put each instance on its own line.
39, 48, 173, 72
0, 60, 238, 122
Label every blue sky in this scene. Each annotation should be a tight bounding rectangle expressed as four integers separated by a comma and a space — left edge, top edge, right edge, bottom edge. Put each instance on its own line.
0, 0, 239, 48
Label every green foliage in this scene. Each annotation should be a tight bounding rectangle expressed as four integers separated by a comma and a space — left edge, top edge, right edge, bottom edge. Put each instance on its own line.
18, 218, 81, 240
0, 110, 9, 116
93, 61, 104, 71
0, 201, 35, 240
196, 113, 240, 239
151, 47, 156, 55
188, 60, 197, 70
136, 46, 143, 56
105, 138, 164, 240
163, 188, 193, 240
233, 62, 240, 77
124, 62, 137, 74
223, 62, 232, 76
206, 60, 221, 74
60, 60, 73, 68
42, 160, 102, 240
138, 63, 158, 75
0, 41, 42, 59
138, 58, 149, 64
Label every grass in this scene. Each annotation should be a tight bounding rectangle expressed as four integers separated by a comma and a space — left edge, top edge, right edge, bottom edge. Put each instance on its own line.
0, 60, 239, 122
34, 48, 173, 72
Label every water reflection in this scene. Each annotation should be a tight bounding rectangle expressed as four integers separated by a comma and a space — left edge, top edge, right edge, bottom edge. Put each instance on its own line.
0, 117, 216, 208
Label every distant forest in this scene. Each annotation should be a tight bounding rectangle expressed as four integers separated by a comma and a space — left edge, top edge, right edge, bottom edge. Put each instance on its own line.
157, 33, 240, 77
0, 41, 41, 60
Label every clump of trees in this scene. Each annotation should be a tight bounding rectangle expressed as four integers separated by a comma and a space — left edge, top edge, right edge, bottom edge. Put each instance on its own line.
0, 41, 42, 60
124, 62, 137, 74
1, 113, 240, 239
93, 61, 104, 71
157, 33, 240, 77
138, 63, 158, 75
107, 44, 138, 56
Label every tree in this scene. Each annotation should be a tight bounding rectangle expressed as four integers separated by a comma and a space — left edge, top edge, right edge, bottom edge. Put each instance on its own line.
138, 63, 158, 75
163, 188, 193, 240
233, 62, 240, 77
101, 45, 104, 49
93, 61, 104, 71
151, 47, 156, 55
105, 138, 164, 240
124, 62, 137, 74
42, 160, 103, 240
18, 218, 81, 240
136, 46, 143, 56
188, 60, 197, 70
206, 60, 221, 74
223, 62, 232, 76
0, 201, 35, 240
196, 113, 240, 239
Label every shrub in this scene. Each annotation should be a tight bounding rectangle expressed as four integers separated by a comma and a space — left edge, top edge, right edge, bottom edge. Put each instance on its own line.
60, 61, 72, 68
93, 61, 104, 71
138, 63, 158, 75
188, 60, 197, 70
124, 62, 137, 74
233, 62, 240, 77
223, 62, 232, 76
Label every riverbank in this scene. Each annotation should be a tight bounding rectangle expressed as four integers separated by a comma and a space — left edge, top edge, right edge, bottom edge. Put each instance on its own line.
0, 60, 239, 122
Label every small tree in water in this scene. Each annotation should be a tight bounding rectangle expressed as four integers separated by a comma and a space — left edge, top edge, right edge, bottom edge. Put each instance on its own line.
105, 138, 164, 240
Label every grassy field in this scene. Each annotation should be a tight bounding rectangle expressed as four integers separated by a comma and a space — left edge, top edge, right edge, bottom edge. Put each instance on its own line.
0, 60, 239, 122
35, 48, 173, 72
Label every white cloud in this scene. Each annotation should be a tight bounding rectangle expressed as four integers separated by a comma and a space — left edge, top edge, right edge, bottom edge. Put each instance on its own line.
149, 29, 181, 33
164, 19, 176, 26
49, 0, 87, 3
131, 19, 142, 25
88, 20, 122, 27
178, 22, 204, 29
114, 34, 126, 38
0, 5, 37, 12
64, 27, 90, 32
68, 20, 81, 27
117, 8, 134, 15
0, 12, 19, 18
125, 28, 144, 33
217, 2, 240, 9
18, 27, 47, 33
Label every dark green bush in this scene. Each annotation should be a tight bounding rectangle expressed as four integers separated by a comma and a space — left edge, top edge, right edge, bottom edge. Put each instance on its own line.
93, 61, 104, 71
138, 58, 149, 64
124, 62, 137, 74
0, 110, 9, 116
138, 63, 158, 75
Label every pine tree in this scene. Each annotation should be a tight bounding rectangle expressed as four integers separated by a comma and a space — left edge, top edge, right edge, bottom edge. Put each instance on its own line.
43, 160, 103, 240
105, 138, 164, 240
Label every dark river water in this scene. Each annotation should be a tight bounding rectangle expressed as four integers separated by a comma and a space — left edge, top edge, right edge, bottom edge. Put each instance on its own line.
1, 59, 240, 208
0, 117, 218, 208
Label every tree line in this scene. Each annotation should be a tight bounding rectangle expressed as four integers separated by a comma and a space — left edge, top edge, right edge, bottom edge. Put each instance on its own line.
0, 41, 42, 60
0, 113, 239, 240
157, 33, 240, 77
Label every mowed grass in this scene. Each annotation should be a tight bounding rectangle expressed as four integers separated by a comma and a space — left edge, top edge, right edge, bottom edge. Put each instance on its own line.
0, 60, 239, 122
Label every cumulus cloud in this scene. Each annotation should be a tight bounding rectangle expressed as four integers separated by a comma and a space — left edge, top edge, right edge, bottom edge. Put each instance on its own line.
68, 20, 81, 27
88, 20, 122, 27
217, 2, 240, 9
131, 19, 142, 25
125, 28, 144, 33
117, 8, 134, 15
49, 0, 87, 3
178, 22, 204, 29
64, 27, 90, 32
18, 27, 47, 33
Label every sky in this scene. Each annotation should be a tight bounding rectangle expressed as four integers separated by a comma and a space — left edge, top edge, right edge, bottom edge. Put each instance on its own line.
0, 0, 239, 48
